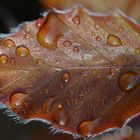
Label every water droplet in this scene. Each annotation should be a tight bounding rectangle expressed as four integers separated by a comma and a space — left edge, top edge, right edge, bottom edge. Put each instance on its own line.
10, 58, 16, 65
63, 40, 72, 47
95, 36, 102, 42
0, 54, 8, 64
78, 121, 93, 136
73, 46, 80, 53
52, 104, 70, 126
72, 16, 81, 25
36, 17, 45, 28
9, 92, 27, 108
37, 14, 65, 49
119, 72, 140, 91
134, 48, 140, 54
94, 23, 100, 30
107, 34, 123, 47
118, 26, 124, 32
3, 39, 16, 48
62, 72, 70, 83
91, 31, 96, 36
43, 97, 57, 114
24, 32, 33, 39
110, 68, 116, 76
16, 45, 30, 57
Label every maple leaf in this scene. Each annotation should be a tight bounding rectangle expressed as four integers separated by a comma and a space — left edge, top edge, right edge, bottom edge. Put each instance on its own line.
0, 5, 140, 138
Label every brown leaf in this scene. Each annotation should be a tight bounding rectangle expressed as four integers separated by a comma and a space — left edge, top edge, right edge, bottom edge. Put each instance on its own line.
0, 6, 140, 138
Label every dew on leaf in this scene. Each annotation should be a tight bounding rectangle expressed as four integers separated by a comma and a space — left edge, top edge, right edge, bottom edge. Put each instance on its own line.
107, 34, 123, 47
63, 40, 72, 47
10, 58, 16, 65
73, 46, 80, 53
118, 26, 125, 32
119, 72, 140, 91
24, 32, 33, 39
0, 54, 8, 64
37, 14, 66, 49
134, 48, 140, 54
94, 23, 100, 30
62, 72, 70, 83
52, 104, 70, 126
72, 15, 81, 25
95, 36, 102, 42
16, 45, 30, 57
3, 39, 16, 48
9, 92, 27, 109
91, 31, 96, 36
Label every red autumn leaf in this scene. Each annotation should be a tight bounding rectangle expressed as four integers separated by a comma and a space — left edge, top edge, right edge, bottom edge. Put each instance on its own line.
0, 5, 140, 138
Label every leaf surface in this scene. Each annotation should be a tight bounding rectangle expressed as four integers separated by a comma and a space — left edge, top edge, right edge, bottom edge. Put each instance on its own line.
0, 6, 140, 138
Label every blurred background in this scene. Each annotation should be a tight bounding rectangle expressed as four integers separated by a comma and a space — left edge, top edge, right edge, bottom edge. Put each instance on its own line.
1, 0, 140, 140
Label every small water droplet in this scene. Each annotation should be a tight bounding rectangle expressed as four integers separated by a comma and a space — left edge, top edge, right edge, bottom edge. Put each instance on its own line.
73, 46, 80, 53
72, 16, 81, 25
119, 72, 140, 91
10, 58, 16, 65
62, 72, 70, 83
0, 54, 8, 64
36, 17, 45, 27
16, 45, 30, 57
107, 34, 123, 47
118, 26, 124, 32
134, 48, 140, 54
52, 104, 70, 126
3, 39, 16, 48
24, 32, 33, 39
110, 68, 116, 76
63, 40, 72, 47
9, 92, 27, 108
94, 23, 100, 30
95, 36, 102, 42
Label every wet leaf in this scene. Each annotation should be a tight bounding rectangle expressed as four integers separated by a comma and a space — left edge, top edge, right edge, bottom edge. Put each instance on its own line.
0, 6, 140, 138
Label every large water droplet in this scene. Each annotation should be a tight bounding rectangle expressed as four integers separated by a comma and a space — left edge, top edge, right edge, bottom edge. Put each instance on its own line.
3, 39, 16, 48
119, 72, 140, 91
62, 72, 70, 83
107, 34, 123, 47
16, 45, 30, 57
0, 54, 8, 64
9, 92, 27, 108
72, 15, 81, 25
52, 104, 70, 126
37, 13, 66, 49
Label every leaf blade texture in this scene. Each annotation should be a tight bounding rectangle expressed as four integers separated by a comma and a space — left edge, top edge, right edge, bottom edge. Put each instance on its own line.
0, 6, 140, 138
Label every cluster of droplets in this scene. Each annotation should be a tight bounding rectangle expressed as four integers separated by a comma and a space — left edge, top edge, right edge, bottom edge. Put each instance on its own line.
0, 39, 31, 65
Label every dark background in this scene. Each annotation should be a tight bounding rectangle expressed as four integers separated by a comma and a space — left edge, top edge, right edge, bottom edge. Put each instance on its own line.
0, 0, 42, 33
